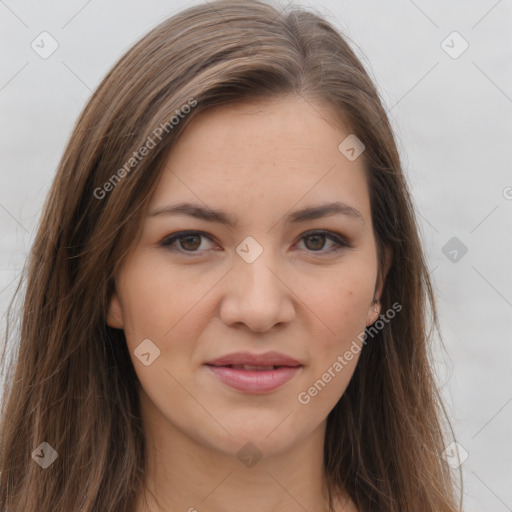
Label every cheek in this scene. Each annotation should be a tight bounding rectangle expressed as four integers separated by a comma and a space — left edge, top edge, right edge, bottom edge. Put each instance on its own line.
299, 268, 374, 392
303, 270, 374, 339
115, 259, 172, 346
117, 257, 216, 357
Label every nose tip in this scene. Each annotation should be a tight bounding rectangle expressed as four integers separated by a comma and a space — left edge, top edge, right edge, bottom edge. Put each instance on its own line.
219, 253, 295, 332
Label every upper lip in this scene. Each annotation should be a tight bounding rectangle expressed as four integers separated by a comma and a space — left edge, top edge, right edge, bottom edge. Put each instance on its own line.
204, 351, 302, 367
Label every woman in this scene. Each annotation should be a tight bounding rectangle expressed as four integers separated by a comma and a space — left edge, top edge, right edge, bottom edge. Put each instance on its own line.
0, 1, 463, 510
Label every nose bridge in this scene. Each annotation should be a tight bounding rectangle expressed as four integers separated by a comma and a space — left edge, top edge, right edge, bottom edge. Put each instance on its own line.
238, 248, 278, 299
220, 238, 295, 331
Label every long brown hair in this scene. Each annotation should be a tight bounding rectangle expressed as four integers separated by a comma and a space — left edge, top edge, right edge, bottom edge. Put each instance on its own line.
0, 1, 462, 510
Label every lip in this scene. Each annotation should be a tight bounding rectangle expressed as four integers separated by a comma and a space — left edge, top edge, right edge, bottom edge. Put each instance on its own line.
204, 351, 302, 394
204, 351, 301, 367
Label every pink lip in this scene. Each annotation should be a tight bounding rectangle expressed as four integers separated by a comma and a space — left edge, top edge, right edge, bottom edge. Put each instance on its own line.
204, 351, 303, 394
205, 365, 301, 393
205, 350, 301, 367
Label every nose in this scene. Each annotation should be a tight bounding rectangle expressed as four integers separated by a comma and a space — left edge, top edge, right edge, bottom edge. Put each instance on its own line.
219, 251, 296, 333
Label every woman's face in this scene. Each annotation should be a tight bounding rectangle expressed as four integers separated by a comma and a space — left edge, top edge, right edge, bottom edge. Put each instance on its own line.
108, 94, 385, 459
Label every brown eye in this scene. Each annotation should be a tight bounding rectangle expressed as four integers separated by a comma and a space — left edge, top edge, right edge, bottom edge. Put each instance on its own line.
297, 230, 349, 254
161, 231, 216, 254
179, 234, 201, 251
304, 233, 327, 251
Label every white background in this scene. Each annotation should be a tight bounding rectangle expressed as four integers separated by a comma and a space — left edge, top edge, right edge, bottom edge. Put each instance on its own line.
1, 1, 511, 510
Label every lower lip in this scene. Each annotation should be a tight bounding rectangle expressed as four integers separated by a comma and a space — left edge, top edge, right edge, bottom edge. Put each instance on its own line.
205, 365, 301, 393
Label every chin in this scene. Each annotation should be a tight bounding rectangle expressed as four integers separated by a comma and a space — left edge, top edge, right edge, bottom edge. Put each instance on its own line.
195, 418, 294, 455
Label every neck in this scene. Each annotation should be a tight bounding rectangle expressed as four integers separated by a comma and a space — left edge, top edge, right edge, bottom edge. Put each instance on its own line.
134, 389, 349, 512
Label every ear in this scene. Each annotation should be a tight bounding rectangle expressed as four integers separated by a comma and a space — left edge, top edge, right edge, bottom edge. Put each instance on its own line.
106, 289, 124, 329
366, 245, 393, 326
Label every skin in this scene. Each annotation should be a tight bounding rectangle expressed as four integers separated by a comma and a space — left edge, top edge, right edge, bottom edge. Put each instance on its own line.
107, 94, 390, 512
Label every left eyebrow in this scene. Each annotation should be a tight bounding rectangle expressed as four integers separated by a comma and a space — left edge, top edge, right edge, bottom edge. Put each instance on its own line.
148, 201, 365, 226
286, 202, 364, 224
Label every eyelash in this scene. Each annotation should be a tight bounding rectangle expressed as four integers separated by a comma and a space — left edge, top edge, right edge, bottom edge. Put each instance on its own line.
160, 230, 350, 257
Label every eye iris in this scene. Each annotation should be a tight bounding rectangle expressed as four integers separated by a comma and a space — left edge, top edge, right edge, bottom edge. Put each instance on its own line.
169, 232, 337, 253
305, 234, 326, 251
180, 235, 201, 251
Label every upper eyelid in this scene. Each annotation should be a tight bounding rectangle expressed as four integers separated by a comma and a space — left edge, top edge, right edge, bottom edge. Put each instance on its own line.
162, 230, 216, 245
161, 229, 348, 251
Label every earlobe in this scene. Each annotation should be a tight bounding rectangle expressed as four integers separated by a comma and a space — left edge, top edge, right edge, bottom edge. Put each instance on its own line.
366, 301, 381, 326
106, 290, 124, 329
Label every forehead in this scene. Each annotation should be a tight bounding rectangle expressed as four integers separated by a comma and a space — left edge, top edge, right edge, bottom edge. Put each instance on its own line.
150, 95, 371, 221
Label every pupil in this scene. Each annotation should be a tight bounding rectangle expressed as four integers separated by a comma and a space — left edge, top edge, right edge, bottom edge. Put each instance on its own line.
181, 235, 200, 251
178, 234, 327, 252
306, 234, 325, 251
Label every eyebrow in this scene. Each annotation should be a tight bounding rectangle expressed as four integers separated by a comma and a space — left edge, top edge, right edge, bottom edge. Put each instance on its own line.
148, 201, 364, 226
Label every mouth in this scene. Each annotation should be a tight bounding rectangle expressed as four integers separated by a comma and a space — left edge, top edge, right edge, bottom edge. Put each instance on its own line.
204, 363, 302, 393
210, 364, 290, 371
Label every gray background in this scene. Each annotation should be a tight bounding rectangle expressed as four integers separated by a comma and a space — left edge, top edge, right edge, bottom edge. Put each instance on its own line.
1, 1, 511, 510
